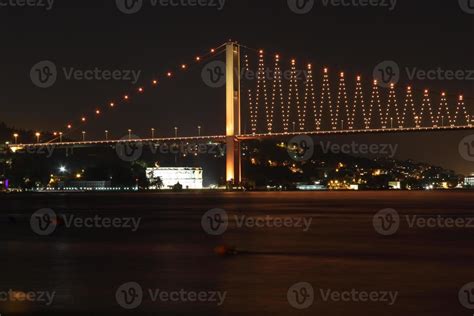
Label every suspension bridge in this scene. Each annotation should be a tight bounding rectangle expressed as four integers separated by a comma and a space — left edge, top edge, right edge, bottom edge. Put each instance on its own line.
8, 41, 474, 184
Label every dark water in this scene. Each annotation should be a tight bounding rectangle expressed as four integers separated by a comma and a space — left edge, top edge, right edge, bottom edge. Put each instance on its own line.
0, 191, 473, 315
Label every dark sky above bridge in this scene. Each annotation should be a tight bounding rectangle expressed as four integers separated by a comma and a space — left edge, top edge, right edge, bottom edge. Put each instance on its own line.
0, 0, 473, 174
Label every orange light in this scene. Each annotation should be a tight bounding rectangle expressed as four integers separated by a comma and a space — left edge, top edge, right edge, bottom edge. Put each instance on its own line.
442, 92, 446, 96
424, 89, 429, 94
374, 80, 378, 85
96, 110, 101, 115
138, 87, 144, 93
53, 132, 58, 136
340, 72, 345, 78
81, 117, 86, 122
210, 48, 215, 53
181, 64, 187, 69
124, 95, 129, 100
259, 50, 264, 54
407, 86, 411, 91
390, 83, 395, 88
307, 63, 312, 69
152, 80, 158, 85
67, 124, 72, 129
110, 102, 115, 107
324, 68, 328, 74
460, 95, 464, 101
357, 75, 361, 81
275, 54, 280, 59
167, 72, 172, 77
196, 56, 201, 61
291, 59, 296, 65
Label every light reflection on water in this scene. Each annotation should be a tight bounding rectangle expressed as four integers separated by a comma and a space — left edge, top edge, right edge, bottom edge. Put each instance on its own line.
0, 191, 473, 314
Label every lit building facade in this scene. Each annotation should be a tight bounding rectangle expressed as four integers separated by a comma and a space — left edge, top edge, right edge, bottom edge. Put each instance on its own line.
464, 176, 474, 187
146, 167, 203, 189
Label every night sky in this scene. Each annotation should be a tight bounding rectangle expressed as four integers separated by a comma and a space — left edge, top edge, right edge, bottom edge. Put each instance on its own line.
1, 0, 473, 173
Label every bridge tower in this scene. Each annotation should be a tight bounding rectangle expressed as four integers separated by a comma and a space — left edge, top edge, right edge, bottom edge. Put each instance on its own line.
225, 41, 241, 184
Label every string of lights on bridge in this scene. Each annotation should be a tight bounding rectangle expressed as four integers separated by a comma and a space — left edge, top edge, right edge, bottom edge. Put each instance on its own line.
240, 46, 470, 134
12, 42, 473, 144
22, 43, 229, 144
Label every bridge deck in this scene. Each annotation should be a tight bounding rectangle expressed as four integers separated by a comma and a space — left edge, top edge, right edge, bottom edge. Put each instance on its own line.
8, 125, 474, 148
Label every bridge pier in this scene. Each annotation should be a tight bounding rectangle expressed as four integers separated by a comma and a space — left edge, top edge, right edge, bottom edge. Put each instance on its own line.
225, 41, 241, 185
226, 136, 241, 185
